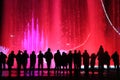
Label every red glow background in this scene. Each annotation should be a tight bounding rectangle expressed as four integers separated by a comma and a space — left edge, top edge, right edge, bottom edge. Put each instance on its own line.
0, 0, 120, 57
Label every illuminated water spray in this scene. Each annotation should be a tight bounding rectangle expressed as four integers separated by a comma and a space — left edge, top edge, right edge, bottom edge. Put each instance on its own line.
22, 17, 48, 53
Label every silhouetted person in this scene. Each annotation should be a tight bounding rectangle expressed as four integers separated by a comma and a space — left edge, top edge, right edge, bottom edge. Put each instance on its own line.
22, 50, 29, 76
90, 53, 97, 74
0, 52, 3, 76
38, 51, 44, 75
74, 50, 82, 76
77, 50, 82, 70
83, 50, 89, 76
44, 48, 53, 76
54, 50, 61, 76
16, 50, 22, 76
97, 45, 104, 75
61, 52, 68, 75
73, 50, 77, 70
104, 51, 110, 73
7, 51, 15, 76
29, 51, 36, 76
111, 51, 119, 72
68, 50, 73, 76
1, 52, 7, 69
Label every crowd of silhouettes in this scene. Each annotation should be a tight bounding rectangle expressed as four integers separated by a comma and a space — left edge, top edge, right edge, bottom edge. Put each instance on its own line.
0, 45, 119, 77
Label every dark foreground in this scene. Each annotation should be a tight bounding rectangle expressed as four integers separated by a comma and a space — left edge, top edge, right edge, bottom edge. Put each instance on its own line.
0, 75, 120, 80
0, 70, 120, 80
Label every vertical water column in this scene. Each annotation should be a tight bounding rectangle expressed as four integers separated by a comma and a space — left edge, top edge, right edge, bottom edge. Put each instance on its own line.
86, 0, 106, 53
51, 0, 61, 50
23, 16, 46, 53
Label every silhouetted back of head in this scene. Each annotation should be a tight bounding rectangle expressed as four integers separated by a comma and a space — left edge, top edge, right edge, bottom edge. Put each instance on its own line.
99, 45, 104, 51
91, 53, 96, 57
69, 50, 72, 54
32, 51, 35, 54
78, 50, 81, 54
85, 50, 87, 53
57, 50, 60, 53
11, 51, 14, 54
24, 50, 27, 53
74, 50, 77, 53
39, 50, 42, 53
47, 48, 51, 52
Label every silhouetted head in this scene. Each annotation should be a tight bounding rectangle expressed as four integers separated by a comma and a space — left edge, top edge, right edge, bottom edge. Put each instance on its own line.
1, 51, 3, 55
57, 50, 60, 53
24, 50, 27, 53
85, 50, 87, 53
18, 50, 21, 54
32, 51, 35, 54
62, 52, 66, 56
11, 51, 14, 54
98, 45, 104, 52
47, 48, 51, 52
74, 50, 77, 53
115, 51, 118, 54
39, 50, 42, 53
69, 50, 72, 54
91, 53, 95, 56
100, 45, 103, 50
105, 51, 109, 55
100, 45, 103, 48
78, 50, 81, 54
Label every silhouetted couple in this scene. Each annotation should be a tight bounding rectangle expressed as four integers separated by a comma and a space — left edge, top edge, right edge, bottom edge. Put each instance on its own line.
54, 50, 69, 76
97, 45, 111, 76
16, 50, 29, 76
83, 50, 97, 76
38, 48, 53, 76
7, 50, 29, 77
